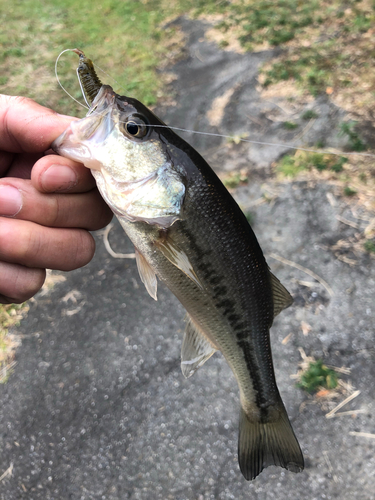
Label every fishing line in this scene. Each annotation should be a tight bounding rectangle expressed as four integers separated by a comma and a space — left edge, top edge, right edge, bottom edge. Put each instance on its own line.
92, 62, 127, 95
55, 49, 89, 110
112, 122, 375, 159
55, 50, 375, 159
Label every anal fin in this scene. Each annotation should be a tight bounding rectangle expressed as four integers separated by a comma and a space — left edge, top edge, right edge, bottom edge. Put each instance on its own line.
181, 314, 217, 378
135, 248, 158, 300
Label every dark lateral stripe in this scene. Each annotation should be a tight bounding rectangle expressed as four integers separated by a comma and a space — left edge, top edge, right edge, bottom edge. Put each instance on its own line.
237, 339, 269, 418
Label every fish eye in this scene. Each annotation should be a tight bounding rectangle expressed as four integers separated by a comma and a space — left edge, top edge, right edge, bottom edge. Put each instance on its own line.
120, 115, 149, 139
126, 122, 140, 135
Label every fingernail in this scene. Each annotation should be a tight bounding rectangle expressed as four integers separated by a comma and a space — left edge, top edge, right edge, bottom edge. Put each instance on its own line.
41, 165, 77, 192
0, 185, 23, 217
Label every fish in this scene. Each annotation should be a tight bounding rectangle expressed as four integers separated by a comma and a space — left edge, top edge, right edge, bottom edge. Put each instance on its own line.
52, 49, 304, 480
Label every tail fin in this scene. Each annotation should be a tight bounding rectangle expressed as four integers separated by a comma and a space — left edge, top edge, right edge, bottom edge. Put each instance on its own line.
238, 405, 304, 480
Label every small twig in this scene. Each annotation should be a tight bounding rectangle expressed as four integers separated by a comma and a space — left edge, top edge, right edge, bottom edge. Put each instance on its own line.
328, 409, 367, 418
336, 215, 360, 229
292, 278, 317, 288
325, 390, 361, 419
326, 365, 351, 375
281, 332, 293, 345
0, 463, 13, 482
322, 451, 338, 483
326, 192, 337, 207
349, 431, 375, 439
247, 197, 266, 208
103, 224, 135, 259
268, 253, 334, 296
336, 255, 357, 266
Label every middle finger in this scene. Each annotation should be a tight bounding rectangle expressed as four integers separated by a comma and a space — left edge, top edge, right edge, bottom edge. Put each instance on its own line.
0, 178, 112, 231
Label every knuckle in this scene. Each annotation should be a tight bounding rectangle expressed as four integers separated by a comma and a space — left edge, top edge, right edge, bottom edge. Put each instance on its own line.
0, 219, 38, 263
49, 196, 61, 226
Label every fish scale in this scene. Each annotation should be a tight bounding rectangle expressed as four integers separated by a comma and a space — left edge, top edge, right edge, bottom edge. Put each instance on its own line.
52, 49, 304, 481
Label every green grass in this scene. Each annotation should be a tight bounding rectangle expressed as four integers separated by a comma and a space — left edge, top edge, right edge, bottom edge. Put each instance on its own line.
258, 1, 375, 99
1, 0, 374, 113
344, 186, 357, 196
297, 359, 339, 394
222, 170, 249, 189
302, 110, 319, 120
277, 151, 348, 178
339, 121, 367, 152
283, 121, 298, 130
217, 0, 320, 51
364, 240, 375, 254
262, 41, 344, 96
0, 0, 224, 114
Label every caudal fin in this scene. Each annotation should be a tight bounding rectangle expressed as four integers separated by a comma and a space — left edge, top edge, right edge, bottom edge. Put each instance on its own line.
238, 405, 304, 480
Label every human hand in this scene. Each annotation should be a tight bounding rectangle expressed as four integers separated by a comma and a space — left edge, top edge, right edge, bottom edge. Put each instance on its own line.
0, 95, 113, 304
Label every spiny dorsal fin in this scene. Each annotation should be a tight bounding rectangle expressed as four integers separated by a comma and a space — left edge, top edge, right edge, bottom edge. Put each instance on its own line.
135, 248, 158, 301
269, 271, 293, 317
181, 314, 217, 378
155, 235, 203, 290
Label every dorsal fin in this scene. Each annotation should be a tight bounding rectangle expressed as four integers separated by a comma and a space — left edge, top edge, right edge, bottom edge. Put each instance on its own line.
269, 271, 293, 317
135, 248, 158, 300
181, 314, 218, 378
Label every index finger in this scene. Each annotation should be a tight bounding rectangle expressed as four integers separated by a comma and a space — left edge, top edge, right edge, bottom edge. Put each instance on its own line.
0, 94, 74, 154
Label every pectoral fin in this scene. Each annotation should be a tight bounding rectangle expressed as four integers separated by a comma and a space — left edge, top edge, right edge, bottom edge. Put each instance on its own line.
155, 235, 203, 290
181, 314, 218, 378
135, 248, 158, 301
269, 271, 293, 317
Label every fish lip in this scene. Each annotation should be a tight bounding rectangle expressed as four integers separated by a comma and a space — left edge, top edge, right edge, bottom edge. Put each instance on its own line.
87, 84, 116, 115
51, 125, 73, 154
51, 85, 118, 154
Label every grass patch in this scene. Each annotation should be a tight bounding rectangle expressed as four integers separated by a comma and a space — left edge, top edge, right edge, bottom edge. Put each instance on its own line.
0, 0, 223, 114
261, 40, 348, 96
364, 240, 375, 253
283, 121, 298, 130
1, 0, 374, 124
0, 303, 28, 383
222, 170, 249, 189
339, 121, 367, 152
216, 0, 320, 51
277, 151, 348, 178
344, 186, 357, 197
257, 0, 375, 111
302, 110, 319, 120
277, 154, 307, 177
297, 359, 339, 394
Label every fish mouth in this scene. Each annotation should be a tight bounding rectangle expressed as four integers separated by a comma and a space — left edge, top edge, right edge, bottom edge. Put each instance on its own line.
51, 85, 118, 169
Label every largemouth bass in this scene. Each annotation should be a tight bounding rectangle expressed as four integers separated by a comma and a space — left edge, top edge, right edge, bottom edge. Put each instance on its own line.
52, 50, 304, 480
